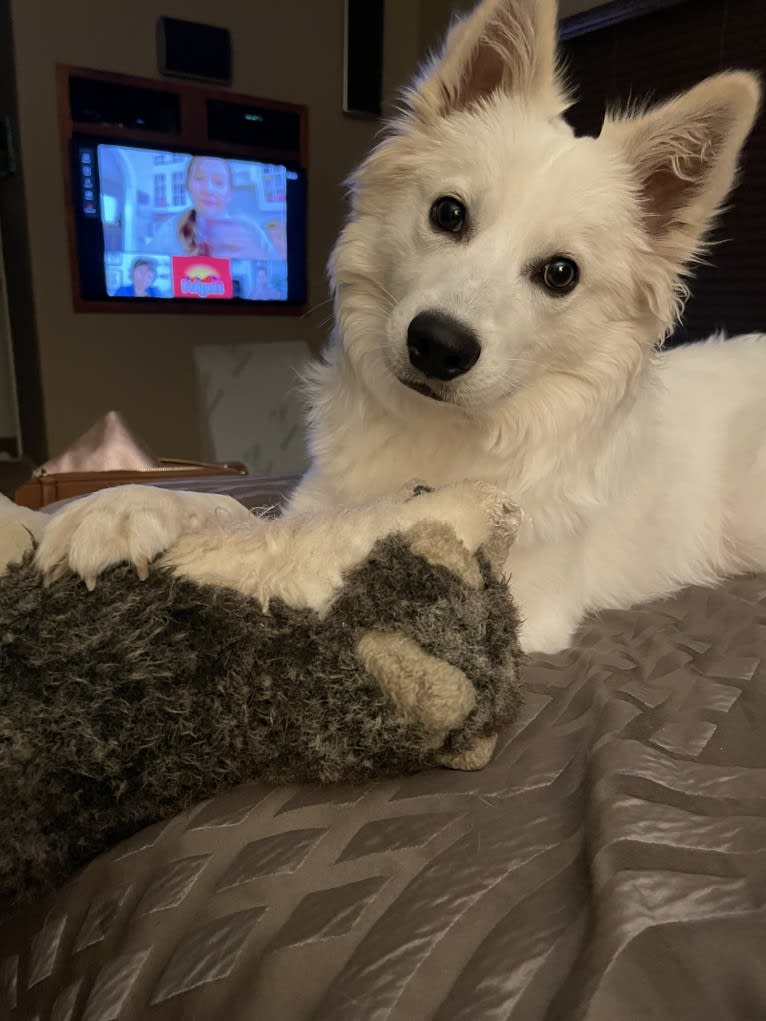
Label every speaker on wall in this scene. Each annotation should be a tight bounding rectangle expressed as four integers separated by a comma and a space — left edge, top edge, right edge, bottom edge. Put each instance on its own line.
157, 17, 232, 85
344, 0, 385, 117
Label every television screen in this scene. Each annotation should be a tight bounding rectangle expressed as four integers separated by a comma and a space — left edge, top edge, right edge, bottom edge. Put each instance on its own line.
71, 139, 307, 306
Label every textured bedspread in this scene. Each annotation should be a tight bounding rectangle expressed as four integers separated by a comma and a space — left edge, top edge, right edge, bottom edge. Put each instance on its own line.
2, 574, 766, 1020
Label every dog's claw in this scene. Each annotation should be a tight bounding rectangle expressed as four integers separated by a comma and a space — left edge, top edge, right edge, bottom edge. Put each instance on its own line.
42, 565, 61, 588
34, 486, 254, 590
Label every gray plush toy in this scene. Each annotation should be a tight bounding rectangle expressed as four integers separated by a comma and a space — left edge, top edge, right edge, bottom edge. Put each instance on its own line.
0, 482, 523, 908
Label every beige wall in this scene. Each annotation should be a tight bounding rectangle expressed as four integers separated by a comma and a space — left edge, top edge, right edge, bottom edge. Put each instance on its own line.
9, 0, 601, 466
420, 0, 471, 54
10, 0, 419, 463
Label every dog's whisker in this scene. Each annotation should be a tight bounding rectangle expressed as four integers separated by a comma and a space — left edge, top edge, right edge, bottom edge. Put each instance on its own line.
338, 272, 397, 312
376, 283, 397, 307
301, 297, 334, 320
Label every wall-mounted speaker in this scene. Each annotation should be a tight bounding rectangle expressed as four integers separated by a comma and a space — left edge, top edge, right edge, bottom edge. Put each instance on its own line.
343, 0, 385, 117
157, 17, 232, 86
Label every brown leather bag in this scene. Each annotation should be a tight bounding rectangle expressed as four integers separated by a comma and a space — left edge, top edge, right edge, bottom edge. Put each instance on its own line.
15, 460, 249, 510
13, 411, 248, 510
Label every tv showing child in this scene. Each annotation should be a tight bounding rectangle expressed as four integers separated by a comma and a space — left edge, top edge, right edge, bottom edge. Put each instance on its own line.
96, 145, 289, 301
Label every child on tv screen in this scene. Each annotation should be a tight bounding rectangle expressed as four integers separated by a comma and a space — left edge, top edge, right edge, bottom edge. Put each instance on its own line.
97, 146, 289, 301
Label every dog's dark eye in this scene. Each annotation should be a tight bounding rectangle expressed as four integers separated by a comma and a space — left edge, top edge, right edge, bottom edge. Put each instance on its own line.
430, 196, 467, 236
540, 257, 579, 295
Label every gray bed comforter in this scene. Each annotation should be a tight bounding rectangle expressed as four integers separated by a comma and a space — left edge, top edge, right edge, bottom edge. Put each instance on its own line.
2, 573, 765, 1020
2, 478, 765, 1020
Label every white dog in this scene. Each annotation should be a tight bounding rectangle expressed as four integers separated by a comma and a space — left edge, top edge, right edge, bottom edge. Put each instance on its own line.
29, 0, 765, 653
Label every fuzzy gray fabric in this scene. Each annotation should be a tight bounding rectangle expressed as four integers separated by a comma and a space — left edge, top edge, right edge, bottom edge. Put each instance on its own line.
0, 533, 522, 908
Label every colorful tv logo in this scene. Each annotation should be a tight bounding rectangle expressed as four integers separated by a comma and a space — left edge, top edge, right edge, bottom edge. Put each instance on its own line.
172, 256, 233, 299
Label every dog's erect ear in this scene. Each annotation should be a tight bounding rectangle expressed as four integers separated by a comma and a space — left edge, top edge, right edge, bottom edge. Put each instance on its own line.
409, 0, 567, 121
603, 72, 761, 271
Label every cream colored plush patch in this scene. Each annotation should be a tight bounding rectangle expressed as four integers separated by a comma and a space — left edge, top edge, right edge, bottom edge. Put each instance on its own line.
357, 630, 476, 743
440, 734, 498, 771
404, 521, 483, 587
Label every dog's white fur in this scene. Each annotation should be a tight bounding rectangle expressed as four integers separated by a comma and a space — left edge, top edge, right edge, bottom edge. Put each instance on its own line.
32, 487, 255, 589
0, 494, 47, 574
27, 0, 766, 652
287, 0, 764, 652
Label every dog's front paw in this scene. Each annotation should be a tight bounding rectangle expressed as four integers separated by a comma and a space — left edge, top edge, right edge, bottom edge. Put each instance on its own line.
0, 496, 48, 573
35, 485, 253, 588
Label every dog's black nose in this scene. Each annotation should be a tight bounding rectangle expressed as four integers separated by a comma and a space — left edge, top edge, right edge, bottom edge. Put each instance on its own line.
407, 311, 481, 381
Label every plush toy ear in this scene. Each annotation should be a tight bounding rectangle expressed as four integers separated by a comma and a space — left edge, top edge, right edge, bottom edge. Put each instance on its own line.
409, 0, 568, 122
602, 72, 761, 273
